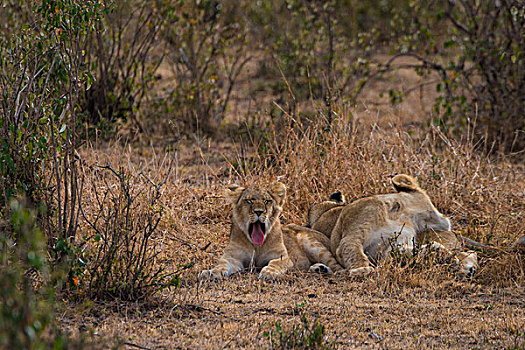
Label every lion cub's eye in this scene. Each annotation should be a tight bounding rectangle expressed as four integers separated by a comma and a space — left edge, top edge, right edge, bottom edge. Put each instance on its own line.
264, 199, 272, 204
245, 199, 253, 204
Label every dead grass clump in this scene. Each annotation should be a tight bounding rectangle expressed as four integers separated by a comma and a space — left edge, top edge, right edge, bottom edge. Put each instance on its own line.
477, 251, 525, 288
367, 247, 479, 297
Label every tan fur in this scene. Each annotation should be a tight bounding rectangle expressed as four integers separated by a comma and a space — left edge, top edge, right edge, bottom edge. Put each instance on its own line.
303, 175, 478, 278
286, 224, 343, 273
306, 201, 344, 237
198, 183, 337, 281
417, 229, 462, 250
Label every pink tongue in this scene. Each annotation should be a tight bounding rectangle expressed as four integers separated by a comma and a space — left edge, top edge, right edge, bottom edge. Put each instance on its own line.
251, 223, 265, 245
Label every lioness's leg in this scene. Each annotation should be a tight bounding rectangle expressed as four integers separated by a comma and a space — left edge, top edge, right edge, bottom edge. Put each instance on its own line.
295, 230, 343, 273
418, 242, 478, 279
412, 240, 478, 279
259, 255, 293, 280
336, 236, 374, 276
330, 198, 383, 277
198, 242, 247, 280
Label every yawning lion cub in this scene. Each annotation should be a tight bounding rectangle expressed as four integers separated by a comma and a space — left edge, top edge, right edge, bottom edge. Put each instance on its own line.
198, 182, 339, 281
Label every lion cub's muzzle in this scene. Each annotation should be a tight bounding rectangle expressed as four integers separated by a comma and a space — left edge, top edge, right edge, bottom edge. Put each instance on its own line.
248, 213, 267, 246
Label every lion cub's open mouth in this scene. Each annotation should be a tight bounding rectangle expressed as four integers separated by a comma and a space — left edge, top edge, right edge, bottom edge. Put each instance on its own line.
249, 221, 266, 246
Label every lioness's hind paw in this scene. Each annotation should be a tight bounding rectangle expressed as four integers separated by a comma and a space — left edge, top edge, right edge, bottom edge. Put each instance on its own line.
308, 263, 333, 274
348, 266, 374, 278
456, 251, 478, 280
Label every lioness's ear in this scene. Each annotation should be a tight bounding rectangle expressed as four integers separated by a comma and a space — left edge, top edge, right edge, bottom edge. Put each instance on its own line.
270, 182, 286, 206
329, 190, 345, 203
392, 174, 420, 192
225, 185, 245, 204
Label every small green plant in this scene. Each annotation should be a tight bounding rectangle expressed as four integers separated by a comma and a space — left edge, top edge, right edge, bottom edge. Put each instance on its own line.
264, 313, 334, 350
506, 328, 525, 350
0, 199, 57, 349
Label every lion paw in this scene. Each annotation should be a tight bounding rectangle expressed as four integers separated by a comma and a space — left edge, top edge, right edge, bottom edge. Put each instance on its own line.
456, 251, 478, 279
308, 263, 333, 274
258, 266, 282, 281
198, 268, 227, 281
347, 266, 374, 278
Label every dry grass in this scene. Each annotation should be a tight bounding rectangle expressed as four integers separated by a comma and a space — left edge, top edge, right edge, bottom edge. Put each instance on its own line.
60, 275, 525, 349
58, 95, 525, 348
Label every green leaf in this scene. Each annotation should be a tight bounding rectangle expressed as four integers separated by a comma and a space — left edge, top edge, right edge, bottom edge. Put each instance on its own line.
169, 275, 181, 289
55, 238, 67, 252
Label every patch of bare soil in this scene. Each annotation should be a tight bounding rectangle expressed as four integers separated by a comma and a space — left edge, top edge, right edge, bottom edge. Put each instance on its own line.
60, 274, 524, 349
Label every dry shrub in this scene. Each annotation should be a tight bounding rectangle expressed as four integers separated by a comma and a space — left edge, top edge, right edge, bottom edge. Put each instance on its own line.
231, 101, 525, 287
78, 161, 185, 301
156, 0, 250, 136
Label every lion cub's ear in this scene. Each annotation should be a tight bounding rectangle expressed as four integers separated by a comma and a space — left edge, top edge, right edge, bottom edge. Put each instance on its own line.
392, 174, 420, 192
225, 185, 245, 204
270, 182, 286, 206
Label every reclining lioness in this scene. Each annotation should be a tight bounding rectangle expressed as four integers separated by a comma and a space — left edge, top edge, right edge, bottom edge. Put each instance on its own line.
289, 175, 478, 278
198, 182, 340, 281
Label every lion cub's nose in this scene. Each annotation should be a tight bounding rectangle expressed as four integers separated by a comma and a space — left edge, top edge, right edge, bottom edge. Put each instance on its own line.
254, 210, 264, 216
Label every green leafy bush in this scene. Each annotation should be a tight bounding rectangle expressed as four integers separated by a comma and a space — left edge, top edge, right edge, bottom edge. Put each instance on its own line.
0, 0, 116, 299
0, 22, 55, 210
1, 0, 188, 303
384, 1, 525, 153
0, 200, 56, 349
0, 0, 107, 246
0, 199, 114, 347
